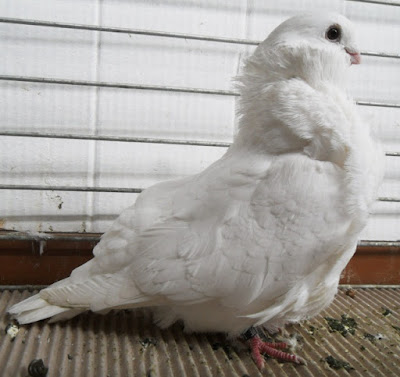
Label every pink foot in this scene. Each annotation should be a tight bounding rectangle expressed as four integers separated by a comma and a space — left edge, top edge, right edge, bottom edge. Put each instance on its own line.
249, 335, 306, 369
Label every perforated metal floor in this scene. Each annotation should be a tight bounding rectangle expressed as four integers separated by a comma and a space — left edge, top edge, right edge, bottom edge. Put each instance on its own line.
1, 287, 400, 377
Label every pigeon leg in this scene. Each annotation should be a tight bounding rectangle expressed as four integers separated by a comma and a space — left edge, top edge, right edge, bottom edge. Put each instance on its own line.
242, 327, 306, 369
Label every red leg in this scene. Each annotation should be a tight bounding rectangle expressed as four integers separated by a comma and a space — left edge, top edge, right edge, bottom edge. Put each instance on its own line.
249, 335, 306, 369
250, 336, 266, 370
262, 341, 288, 349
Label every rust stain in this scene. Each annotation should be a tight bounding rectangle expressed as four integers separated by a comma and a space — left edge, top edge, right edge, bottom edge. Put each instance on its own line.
0, 231, 399, 284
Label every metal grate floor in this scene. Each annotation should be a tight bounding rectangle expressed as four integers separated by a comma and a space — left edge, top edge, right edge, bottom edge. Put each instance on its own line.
1, 287, 400, 377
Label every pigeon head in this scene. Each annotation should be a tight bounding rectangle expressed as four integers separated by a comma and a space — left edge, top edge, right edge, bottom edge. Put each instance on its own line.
266, 13, 360, 65
233, 13, 361, 154
242, 13, 360, 89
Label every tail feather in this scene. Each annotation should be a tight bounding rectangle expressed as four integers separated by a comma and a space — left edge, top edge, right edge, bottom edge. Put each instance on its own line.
8, 273, 152, 324
48, 309, 86, 323
40, 273, 151, 312
40, 275, 118, 309
7, 276, 88, 324
8, 293, 73, 324
8, 293, 46, 312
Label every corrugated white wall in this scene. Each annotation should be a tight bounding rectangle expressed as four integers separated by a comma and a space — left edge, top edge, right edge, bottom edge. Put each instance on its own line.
0, 0, 399, 240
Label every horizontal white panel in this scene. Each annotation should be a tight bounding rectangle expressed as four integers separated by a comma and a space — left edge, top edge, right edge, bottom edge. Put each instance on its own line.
345, 1, 400, 55
361, 209, 400, 240
0, 137, 93, 186
0, 82, 96, 133
96, 89, 235, 141
0, 190, 93, 233
97, 34, 241, 91
101, 0, 247, 37
0, 24, 97, 80
0, 0, 97, 23
349, 57, 400, 103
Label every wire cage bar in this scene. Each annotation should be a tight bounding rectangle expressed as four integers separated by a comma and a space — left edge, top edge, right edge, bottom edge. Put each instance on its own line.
346, 0, 400, 6
0, 16, 399, 59
0, 75, 399, 109
0, 184, 398, 204
1, 230, 399, 248
0, 131, 398, 155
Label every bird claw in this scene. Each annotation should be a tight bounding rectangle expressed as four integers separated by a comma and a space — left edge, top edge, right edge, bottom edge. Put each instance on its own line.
295, 355, 307, 365
249, 335, 306, 369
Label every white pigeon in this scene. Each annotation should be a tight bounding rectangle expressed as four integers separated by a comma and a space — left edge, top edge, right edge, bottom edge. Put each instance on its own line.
9, 12, 383, 368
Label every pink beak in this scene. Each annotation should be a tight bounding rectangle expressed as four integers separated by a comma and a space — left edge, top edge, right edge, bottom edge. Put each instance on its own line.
345, 48, 361, 65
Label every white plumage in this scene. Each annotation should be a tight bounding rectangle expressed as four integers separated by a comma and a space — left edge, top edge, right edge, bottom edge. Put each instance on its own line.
9, 13, 383, 339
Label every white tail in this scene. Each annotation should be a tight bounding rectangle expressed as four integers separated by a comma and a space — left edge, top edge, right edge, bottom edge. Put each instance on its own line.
7, 293, 84, 324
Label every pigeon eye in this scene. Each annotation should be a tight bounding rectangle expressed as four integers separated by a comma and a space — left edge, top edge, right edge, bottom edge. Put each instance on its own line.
326, 25, 341, 42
